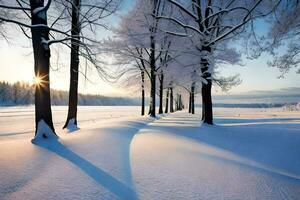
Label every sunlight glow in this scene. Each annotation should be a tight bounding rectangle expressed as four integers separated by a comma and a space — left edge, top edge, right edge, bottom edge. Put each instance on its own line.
34, 76, 42, 85
34, 73, 48, 88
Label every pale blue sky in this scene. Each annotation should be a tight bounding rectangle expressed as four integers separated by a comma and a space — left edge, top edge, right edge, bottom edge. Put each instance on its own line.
217, 54, 300, 94
0, 0, 299, 96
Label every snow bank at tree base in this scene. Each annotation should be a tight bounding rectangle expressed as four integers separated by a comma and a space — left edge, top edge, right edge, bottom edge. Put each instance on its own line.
65, 118, 80, 133
1, 110, 300, 200
31, 120, 58, 144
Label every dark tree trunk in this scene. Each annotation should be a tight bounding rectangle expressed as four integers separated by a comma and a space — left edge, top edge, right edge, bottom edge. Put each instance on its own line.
30, 0, 56, 137
141, 70, 145, 116
170, 87, 174, 113
191, 83, 195, 114
149, 35, 156, 117
188, 92, 192, 113
174, 96, 177, 111
148, 103, 151, 115
176, 94, 179, 111
179, 94, 182, 110
165, 88, 169, 113
150, 68, 156, 117
158, 73, 164, 114
201, 80, 213, 124
64, 0, 81, 129
201, 97, 204, 120
201, 45, 213, 124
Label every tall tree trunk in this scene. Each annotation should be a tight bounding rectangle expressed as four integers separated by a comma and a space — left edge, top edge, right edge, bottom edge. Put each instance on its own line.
201, 96, 204, 120
176, 94, 179, 111
165, 88, 169, 113
30, 0, 56, 139
191, 83, 195, 114
158, 73, 164, 114
64, 0, 81, 129
201, 45, 213, 124
148, 103, 151, 115
141, 70, 145, 116
179, 94, 182, 110
170, 87, 174, 113
149, 35, 156, 117
188, 91, 192, 113
201, 81, 213, 124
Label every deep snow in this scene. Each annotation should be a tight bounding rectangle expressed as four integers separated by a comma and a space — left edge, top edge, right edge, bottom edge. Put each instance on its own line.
0, 106, 300, 199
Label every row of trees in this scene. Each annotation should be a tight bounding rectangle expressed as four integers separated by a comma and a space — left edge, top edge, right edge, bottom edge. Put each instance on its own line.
106, 0, 297, 124
0, 81, 33, 105
0, 81, 137, 106
0, 0, 299, 141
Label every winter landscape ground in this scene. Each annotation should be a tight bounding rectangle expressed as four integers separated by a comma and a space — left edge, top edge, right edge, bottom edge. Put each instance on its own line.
1, 106, 300, 200
1, 0, 300, 199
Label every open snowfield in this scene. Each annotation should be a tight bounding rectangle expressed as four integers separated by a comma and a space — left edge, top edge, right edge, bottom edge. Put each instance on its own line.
0, 106, 300, 199
0, 106, 141, 140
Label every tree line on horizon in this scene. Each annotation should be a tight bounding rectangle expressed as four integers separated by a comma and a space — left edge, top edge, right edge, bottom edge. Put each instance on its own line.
0, 81, 137, 106
0, 0, 299, 141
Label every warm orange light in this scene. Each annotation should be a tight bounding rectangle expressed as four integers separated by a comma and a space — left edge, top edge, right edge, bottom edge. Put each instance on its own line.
34, 76, 42, 86
33, 73, 47, 88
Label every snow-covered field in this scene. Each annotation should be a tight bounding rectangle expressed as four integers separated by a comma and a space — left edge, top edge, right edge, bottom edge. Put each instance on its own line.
0, 106, 141, 140
0, 106, 300, 199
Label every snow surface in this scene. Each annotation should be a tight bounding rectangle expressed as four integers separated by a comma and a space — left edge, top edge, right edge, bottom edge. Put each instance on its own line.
0, 106, 141, 140
0, 106, 300, 199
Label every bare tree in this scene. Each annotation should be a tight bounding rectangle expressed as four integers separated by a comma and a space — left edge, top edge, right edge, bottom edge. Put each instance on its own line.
156, 0, 278, 124
267, 1, 300, 77
2, 0, 58, 140
59, 0, 120, 129
107, 0, 178, 117
103, 35, 151, 116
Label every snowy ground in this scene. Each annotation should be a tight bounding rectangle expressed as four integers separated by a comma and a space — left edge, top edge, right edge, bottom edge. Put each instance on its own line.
0, 106, 141, 140
0, 106, 300, 199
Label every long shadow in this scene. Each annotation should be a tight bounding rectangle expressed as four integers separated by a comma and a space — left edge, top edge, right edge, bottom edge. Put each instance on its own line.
183, 148, 300, 184
33, 119, 156, 200
99, 120, 153, 188
0, 144, 54, 199
147, 115, 300, 181
35, 139, 139, 200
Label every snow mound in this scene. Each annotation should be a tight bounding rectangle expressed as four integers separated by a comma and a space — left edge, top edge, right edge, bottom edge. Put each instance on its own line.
66, 118, 80, 133
31, 119, 58, 144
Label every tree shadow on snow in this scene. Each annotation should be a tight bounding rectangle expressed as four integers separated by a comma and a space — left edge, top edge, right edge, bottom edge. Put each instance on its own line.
0, 144, 53, 200
181, 146, 300, 184
98, 120, 153, 189
35, 135, 140, 200
33, 119, 147, 200
148, 114, 300, 183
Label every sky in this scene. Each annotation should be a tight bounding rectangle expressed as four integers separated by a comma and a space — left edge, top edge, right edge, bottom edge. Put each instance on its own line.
0, 0, 299, 97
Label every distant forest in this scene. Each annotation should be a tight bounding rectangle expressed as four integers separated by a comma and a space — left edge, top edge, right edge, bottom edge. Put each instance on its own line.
0, 81, 138, 106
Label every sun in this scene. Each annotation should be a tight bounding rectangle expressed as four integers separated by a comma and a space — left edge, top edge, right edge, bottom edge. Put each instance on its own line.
33, 73, 48, 88
34, 76, 42, 85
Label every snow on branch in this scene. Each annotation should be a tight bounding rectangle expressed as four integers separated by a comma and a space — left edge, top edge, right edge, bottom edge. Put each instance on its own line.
165, 0, 198, 20
32, 0, 52, 20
